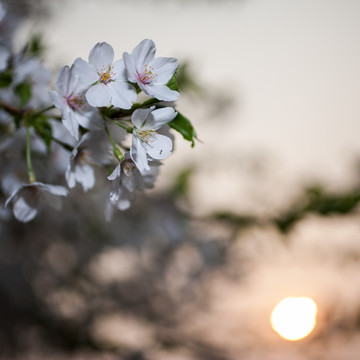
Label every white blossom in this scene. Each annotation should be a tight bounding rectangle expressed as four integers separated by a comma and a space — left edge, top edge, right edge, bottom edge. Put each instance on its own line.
66, 131, 112, 191
49, 65, 103, 140
72, 42, 136, 109
106, 153, 160, 220
5, 182, 68, 223
123, 39, 179, 101
130, 106, 177, 173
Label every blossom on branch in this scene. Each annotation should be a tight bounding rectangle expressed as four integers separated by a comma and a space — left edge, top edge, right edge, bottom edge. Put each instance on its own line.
72, 42, 136, 109
49, 65, 103, 140
123, 39, 179, 101
5, 182, 68, 223
66, 131, 112, 191
106, 153, 160, 219
0, 33, 194, 222
130, 106, 177, 173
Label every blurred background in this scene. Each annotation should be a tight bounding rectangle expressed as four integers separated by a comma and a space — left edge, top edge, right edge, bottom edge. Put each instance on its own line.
2, 0, 360, 359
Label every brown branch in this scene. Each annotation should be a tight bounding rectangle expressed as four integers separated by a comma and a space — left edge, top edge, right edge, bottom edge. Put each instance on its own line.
0, 102, 24, 116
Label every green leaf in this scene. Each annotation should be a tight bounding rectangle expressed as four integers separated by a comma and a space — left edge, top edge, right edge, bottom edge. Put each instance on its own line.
25, 34, 46, 58
166, 74, 179, 92
33, 115, 52, 152
0, 71, 12, 88
15, 82, 32, 107
169, 111, 197, 147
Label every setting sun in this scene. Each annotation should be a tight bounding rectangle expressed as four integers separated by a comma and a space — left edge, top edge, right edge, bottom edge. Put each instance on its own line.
271, 297, 317, 341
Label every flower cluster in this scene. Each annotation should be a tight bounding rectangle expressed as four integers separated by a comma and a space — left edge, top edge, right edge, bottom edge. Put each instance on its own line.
0, 2, 196, 223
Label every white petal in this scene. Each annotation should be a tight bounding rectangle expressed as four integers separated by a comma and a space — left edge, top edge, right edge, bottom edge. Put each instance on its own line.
13, 197, 38, 223
5, 186, 22, 208
112, 59, 128, 82
72, 57, 99, 85
49, 90, 67, 112
108, 164, 121, 180
143, 107, 177, 130
89, 42, 114, 71
86, 83, 111, 107
131, 39, 156, 74
66, 163, 76, 188
122, 52, 138, 83
107, 81, 136, 109
69, 65, 90, 94
130, 134, 150, 173
131, 107, 154, 128
144, 133, 172, 160
55, 65, 71, 95
150, 57, 178, 85
75, 163, 95, 192
62, 108, 80, 140
75, 109, 103, 131
142, 84, 179, 101
37, 183, 69, 197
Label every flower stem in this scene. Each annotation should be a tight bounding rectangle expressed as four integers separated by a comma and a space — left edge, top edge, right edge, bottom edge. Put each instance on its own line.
108, 118, 133, 133
52, 137, 73, 152
104, 122, 124, 162
26, 125, 36, 183
32, 105, 55, 118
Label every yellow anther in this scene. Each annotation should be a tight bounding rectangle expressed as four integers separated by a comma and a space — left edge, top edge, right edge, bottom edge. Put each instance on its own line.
79, 150, 90, 164
122, 158, 137, 176
67, 95, 85, 110
138, 65, 157, 84
99, 66, 115, 84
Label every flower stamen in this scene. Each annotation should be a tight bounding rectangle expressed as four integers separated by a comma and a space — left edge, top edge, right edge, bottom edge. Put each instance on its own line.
99, 65, 115, 85
79, 150, 90, 164
137, 64, 158, 85
121, 158, 137, 176
66, 95, 85, 111
136, 128, 157, 145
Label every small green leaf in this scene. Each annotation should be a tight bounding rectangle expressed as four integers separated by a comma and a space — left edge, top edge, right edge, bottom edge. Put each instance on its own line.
101, 106, 118, 118
166, 75, 179, 92
0, 71, 12, 88
169, 111, 197, 147
15, 82, 32, 107
33, 115, 52, 151
25, 34, 46, 58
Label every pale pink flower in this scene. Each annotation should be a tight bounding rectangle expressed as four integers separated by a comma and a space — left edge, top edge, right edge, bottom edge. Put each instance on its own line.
123, 39, 179, 101
130, 106, 177, 173
72, 42, 136, 109
49, 65, 103, 140
5, 182, 68, 223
